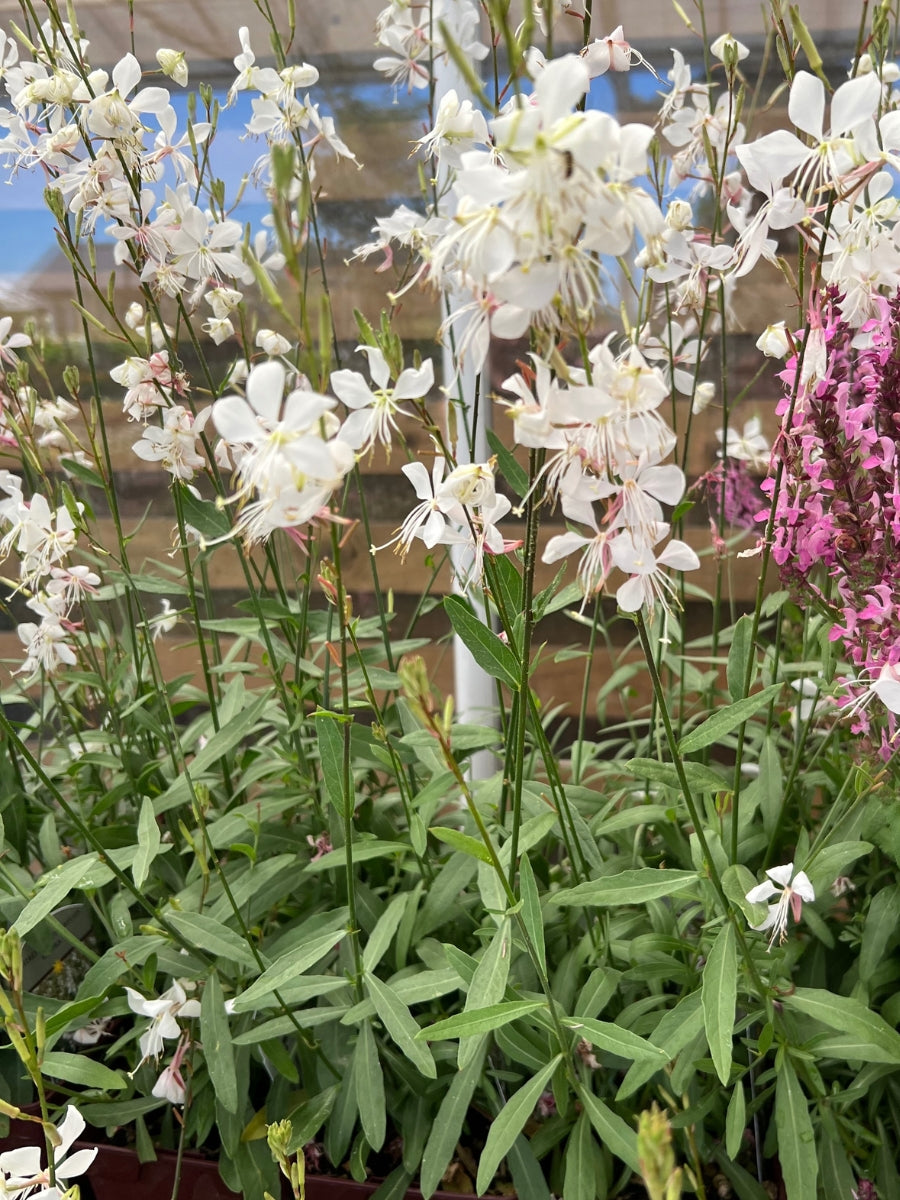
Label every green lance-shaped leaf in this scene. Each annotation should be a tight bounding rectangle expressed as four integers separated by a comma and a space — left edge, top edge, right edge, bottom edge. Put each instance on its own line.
366, 974, 436, 1078
562, 1016, 667, 1063
419, 1001, 546, 1042
166, 911, 258, 969
476, 1056, 561, 1195
201, 970, 238, 1114
132, 796, 161, 890
40, 1052, 127, 1091
775, 1057, 818, 1200
678, 684, 782, 755
577, 1085, 641, 1174
419, 1050, 484, 1199
458, 920, 511, 1070
563, 1110, 598, 1200
518, 853, 546, 975
13, 856, 98, 937
444, 595, 520, 690
230, 930, 345, 1011
702, 923, 737, 1085
355, 1020, 386, 1151
551, 869, 697, 908
781, 989, 900, 1063
725, 1081, 746, 1161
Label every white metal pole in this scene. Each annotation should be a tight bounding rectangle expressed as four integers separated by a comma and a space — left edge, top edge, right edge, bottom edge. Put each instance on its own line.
433, 0, 499, 780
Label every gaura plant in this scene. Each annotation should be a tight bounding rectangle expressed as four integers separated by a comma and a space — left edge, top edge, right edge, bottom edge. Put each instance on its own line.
0, 2, 899, 1199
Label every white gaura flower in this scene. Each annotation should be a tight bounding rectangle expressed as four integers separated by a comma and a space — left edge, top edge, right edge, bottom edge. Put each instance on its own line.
213, 360, 354, 542
0, 316, 31, 366
717, 417, 770, 470
745, 863, 815, 950
153, 1032, 190, 1105
332, 347, 434, 453
0, 1104, 97, 1199
79, 53, 170, 141
871, 660, 900, 714
610, 521, 700, 616
125, 980, 201, 1069
416, 89, 490, 167
736, 70, 880, 200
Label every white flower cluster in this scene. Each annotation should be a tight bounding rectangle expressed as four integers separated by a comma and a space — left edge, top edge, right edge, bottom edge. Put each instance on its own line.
0, 462, 99, 681
0, 1105, 97, 1200
373, 0, 488, 95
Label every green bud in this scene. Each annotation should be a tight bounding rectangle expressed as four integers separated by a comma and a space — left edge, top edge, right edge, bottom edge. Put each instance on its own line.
44, 187, 66, 222
637, 1103, 682, 1200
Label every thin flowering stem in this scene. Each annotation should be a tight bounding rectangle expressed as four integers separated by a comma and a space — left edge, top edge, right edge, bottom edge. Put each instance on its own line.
729, 197, 838, 863
506, 448, 542, 883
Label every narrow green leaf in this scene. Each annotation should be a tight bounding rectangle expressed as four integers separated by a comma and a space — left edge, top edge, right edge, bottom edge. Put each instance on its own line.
420, 1001, 545, 1042
859, 886, 900, 979
178, 485, 233, 542
314, 709, 350, 814
818, 1113, 856, 1200
366, 974, 436, 1078
201, 970, 238, 1114
459, 921, 510, 1070
154, 695, 270, 813
486, 428, 529, 498
624, 759, 729, 794
617, 991, 703, 1100
876, 1117, 900, 1200
304, 840, 408, 875
574, 968, 621, 1020
518, 854, 545, 975
702, 923, 737, 1085
551, 869, 697, 908
445, 595, 520, 690
419, 1051, 484, 1199
166, 911, 257, 969
363, 893, 408, 974
230, 930, 345, 1011
13, 856, 97, 937
803, 842, 873, 897
41, 1051, 126, 1091
727, 615, 754, 702
723, 864, 768, 925
562, 1017, 667, 1063
429, 827, 492, 864
577, 1085, 640, 1174
355, 1021, 386, 1151
132, 797, 161, 890
285, 1087, 339, 1153
775, 1057, 817, 1200
758, 736, 782, 835
782, 989, 900, 1064
678, 684, 782, 755
563, 1111, 596, 1200
725, 1081, 746, 1160
476, 1056, 561, 1195
44, 995, 104, 1043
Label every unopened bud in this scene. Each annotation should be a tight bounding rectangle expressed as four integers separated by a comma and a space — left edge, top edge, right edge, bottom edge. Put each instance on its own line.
756, 321, 791, 359
665, 199, 693, 231
156, 48, 188, 87
637, 1103, 683, 1200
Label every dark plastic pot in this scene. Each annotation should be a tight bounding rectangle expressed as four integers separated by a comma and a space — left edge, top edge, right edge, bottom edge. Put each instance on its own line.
0, 1119, 480, 1200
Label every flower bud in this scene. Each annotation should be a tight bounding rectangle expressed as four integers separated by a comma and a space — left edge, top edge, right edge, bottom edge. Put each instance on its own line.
124, 302, 145, 330
756, 321, 791, 358
692, 381, 715, 415
665, 199, 693, 231
156, 48, 188, 87
256, 329, 291, 356
710, 33, 749, 66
